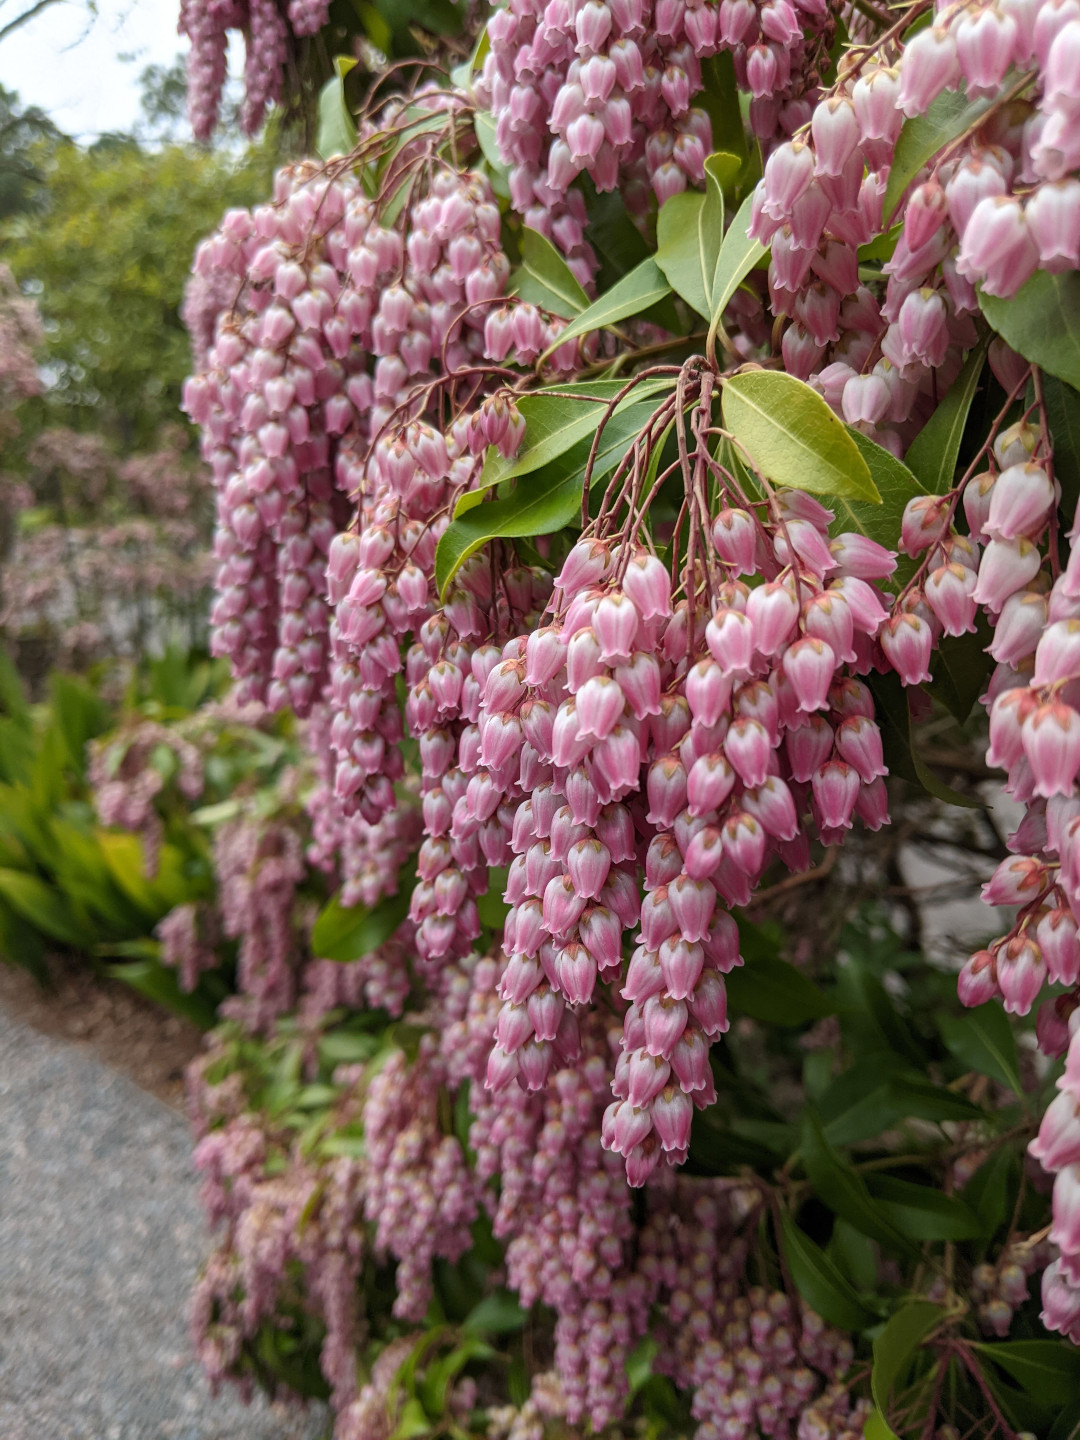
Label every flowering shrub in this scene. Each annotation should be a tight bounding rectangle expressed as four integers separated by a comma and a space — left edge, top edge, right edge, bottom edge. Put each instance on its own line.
172, 0, 1080, 1434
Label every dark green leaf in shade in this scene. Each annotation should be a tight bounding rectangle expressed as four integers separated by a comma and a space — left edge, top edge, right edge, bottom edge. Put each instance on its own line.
868, 670, 979, 808
905, 340, 989, 495
722, 371, 881, 502
869, 1301, 945, 1440
316, 57, 358, 161
512, 227, 589, 319
864, 1174, 984, 1240
972, 1340, 1080, 1408
883, 90, 993, 224
695, 52, 748, 164
777, 1212, 876, 1332
979, 271, 1080, 392
800, 1110, 919, 1255
462, 1290, 526, 1336
930, 616, 995, 723
962, 1145, 1017, 1235
1042, 374, 1080, 519
725, 950, 834, 1026
937, 1004, 1022, 1092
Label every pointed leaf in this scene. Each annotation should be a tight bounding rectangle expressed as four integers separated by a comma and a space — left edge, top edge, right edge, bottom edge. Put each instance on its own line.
871, 1301, 945, 1437
1042, 374, 1080, 518
979, 272, 1080, 392
710, 189, 767, 321
883, 90, 993, 224
656, 190, 711, 320
905, 339, 988, 495
471, 377, 674, 496
865, 1175, 984, 1240
313, 861, 417, 961
801, 1110, 918, 1256
512, 227, 589, 319
540, 257, 672, 353
937, 1004, 1022, 1093
722, 371, 880, 503
316, 57, 358, 161
777, 1212, 875, 1332
973, 1341, 1080, 1407
725, 950, 834, 1026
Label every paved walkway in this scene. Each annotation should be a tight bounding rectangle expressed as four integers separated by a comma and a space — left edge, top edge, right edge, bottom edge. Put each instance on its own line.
0, 997, 328, 1440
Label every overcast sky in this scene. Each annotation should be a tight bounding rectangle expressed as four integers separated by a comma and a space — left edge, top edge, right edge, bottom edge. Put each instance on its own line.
0, 0, 239, 140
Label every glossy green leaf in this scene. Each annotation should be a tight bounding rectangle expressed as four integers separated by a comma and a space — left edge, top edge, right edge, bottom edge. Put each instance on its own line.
980, 272, 1080, 392
312, 862, 417, 962
883, 90, 993, 223
437, 461, 584, 595
864, 1410, 896, 1440
540, 257, 672, 353
656, 190, 712, 320
512, 227, 589, 319
870, 1301, 945, 1439
725, 950, 834, 1026
722, 371, 880, 503
801, 1111, 917, 1255
709, 188, 767, 321
973, 1341, 1080, 1407
777, 1212, 876, 1332
835, 428, 926, 577
316, 57, 358, 161
471, 377, 673, 496
938, 1005, 1022, 1093
473, 110, 508, 182
905, 340, 988, 495
865, 1175, 984, 1240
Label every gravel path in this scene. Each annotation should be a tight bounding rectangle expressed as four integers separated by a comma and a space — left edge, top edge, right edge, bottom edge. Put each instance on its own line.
0, 995, 329, 1440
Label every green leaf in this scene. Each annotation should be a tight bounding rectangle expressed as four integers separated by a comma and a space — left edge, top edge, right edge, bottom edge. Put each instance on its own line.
655, 189, 713, 321
0, 866, 90, 947
312, 862, 417, 961
980, 272, 1080, 392
801, 1110, 918, 1256
864, 1410, 896, 1440
973, 1341, 1080, 1407
837, 428, 926, 580
938, 1005, 1022, 1093
724, 951, 834, 1026
870, 1301, 945, 1438
905, 340, 988, 495
709, 189, 767, 321
462, 1290, 526, 1336
540, 257, 672, 353
865, 1175, 984, 1240
471, 377, 673, 494
316, 57, 358, 161
868, 670, 979, 808
883, 90, 994, 224
962, 1145, 1016, 1234
931, 617, 994, 724
512, 227, 589, 319
777, 1211, 876, 1332
722, 371, 881, 503
817, 1053, 984, 1146
695, 52, 748, 164
1043, 374, 1080, 519
473, 110, 508, 183
437, 461, 585, 596
109, 958, 221, 1030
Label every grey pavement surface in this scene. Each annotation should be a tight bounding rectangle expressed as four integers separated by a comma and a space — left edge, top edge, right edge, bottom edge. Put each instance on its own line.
0, 997, 329, 1440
